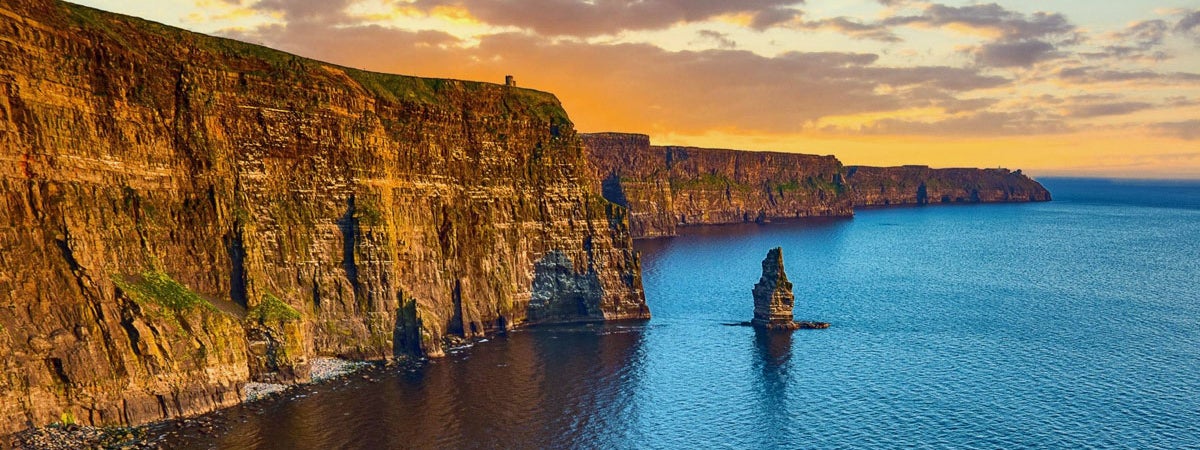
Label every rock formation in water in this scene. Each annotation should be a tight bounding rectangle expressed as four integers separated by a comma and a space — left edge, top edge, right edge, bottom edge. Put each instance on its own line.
750, 248, 829, 331
846, 165, 1051, 207
752, 248, 797, 330
0, 0, 647, 435
582, 133, 1052, 239
583, 133, 854, 238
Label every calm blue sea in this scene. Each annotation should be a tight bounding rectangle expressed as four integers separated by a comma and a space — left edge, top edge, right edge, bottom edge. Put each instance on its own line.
173, 177, 1200, 449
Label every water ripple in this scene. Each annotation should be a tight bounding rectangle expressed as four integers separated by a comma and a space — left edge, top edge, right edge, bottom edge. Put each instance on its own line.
171, 180, 1200, 449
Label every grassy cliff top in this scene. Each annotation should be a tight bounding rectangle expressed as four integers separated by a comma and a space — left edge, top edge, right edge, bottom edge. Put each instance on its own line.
38, 0, 569, 124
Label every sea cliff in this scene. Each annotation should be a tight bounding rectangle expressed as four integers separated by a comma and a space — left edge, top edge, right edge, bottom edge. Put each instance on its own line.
846, 165, 1052, 207
583, 133, 853, 238
0, 0, 647, 434
582, 133, 1051, 238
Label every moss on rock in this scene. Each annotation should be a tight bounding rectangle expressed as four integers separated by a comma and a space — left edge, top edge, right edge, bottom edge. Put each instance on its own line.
111, 271, 217, 313
247, 294, 301, 325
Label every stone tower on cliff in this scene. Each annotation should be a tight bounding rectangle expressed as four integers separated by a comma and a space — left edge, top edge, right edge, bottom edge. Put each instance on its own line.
752, 247, 796, 329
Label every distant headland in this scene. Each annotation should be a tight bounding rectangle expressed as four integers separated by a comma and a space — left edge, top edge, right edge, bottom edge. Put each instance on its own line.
582, 133, 1051, 239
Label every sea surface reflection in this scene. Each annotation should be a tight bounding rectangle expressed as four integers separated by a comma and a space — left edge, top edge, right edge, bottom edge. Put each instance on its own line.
171, 324, 647, 449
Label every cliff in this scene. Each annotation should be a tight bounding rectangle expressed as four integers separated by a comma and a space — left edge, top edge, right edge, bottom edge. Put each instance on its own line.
583, 134, 1051, 238
583, 133, 854, 238
0, 0, 647, 435
846, 165, 1051, 207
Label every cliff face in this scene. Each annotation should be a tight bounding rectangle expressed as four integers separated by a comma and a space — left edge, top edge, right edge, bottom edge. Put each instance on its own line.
583, 133, 854, 238
583, 134, 1052, 238
580, 134, 678, 238
0, 0, 646, 435
847, 166, 1052, 207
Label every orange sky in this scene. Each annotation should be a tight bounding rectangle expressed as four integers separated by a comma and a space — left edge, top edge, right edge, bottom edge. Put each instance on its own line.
74, 0, 1200, 178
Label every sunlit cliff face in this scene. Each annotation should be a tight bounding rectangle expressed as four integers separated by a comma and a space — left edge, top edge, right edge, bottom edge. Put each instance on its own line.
76, 0, 1200, 178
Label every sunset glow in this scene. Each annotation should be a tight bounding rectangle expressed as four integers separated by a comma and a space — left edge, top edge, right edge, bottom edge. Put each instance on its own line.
74, 0, 1200, 178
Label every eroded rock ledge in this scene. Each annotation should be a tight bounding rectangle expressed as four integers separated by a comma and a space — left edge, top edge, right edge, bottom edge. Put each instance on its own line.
0, 0, 646, 435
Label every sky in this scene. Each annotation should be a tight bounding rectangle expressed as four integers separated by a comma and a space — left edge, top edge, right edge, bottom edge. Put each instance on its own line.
72, 0, 1200, 178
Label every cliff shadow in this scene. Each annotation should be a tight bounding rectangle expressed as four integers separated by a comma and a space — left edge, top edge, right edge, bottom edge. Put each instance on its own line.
336, 195, 361, 295
600, 174, 629, 208
392, 294, 422, 357
525, 251, 604, 323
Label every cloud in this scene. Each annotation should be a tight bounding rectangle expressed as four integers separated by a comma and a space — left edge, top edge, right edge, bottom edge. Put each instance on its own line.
882, 3, 1078, 68
1065, 102, 1154, 118
935, 96, 997, 114
1119, 19, 1169, 48
884, 3, 1074, 40
1083, 19, 1170, 61
695, 30, 737, 49
750, 7, 804, 31
848, 110, 1069, 136
796, 17, 902, 42
972, 39, 1059, 67
1165, 96, 1199, 107
396, 0, 807, 36
1175, 9, 1200, 37
251, 0, 356, 23
1058, 66, 1200, 84
1150, 121, 1200, 140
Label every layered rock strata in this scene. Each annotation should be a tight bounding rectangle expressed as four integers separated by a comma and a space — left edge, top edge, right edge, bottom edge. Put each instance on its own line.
749, 248, 828, 331
752, 248, 796, 330
582, 134, 1051, 238
846, 165, 1051, 207
0, 0, 647, 435
583, 133, 853, 238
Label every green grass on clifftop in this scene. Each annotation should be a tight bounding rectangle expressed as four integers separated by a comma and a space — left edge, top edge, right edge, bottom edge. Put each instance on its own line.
344, 69, 570, 125
58, 1, 571, 125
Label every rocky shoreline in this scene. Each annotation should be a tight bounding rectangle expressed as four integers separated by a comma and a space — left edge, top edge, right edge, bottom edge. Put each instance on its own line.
7, 358, 380, 450
725, 321, 830, 330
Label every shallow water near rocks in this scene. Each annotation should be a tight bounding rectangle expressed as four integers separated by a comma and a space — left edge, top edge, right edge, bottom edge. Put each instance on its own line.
170, 178, 1200, 449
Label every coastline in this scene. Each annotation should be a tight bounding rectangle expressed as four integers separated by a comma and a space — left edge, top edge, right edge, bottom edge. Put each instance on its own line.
8, 358, 382, 450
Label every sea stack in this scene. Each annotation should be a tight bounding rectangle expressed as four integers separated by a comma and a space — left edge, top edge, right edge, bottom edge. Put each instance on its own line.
752, 248, 799, 330
751, 248, 829, 330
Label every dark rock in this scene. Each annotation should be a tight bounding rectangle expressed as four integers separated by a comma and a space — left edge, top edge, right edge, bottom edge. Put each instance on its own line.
750, 248, 829, 331
751, 248, 796, 329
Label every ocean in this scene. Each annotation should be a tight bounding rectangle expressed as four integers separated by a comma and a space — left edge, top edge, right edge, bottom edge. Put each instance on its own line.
171, 177, 1200, 449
